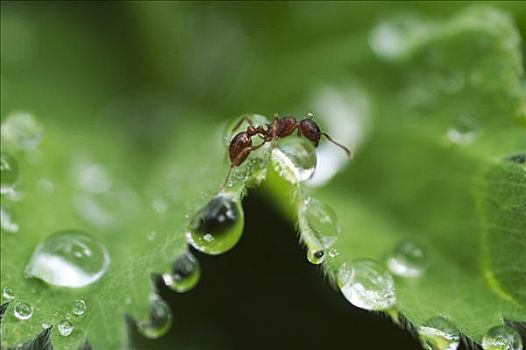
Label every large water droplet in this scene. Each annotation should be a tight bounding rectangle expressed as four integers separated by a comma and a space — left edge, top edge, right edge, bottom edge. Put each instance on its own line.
1, 112, 42, 151
1, 206, 19, 233
337, 259, 396, 311
223, 114, 270, 147
298, 197, 340, 265
136, 297, 173, 339
2, 286, 15, 300
369, 16, 431, 61
482, 325, 522, 350
447, 116, 479, 145
13, 301, 33, 320
163, 251, 201, 293
387, 240, 428, 278
271, 137, 317, 183
72, 300, 86, 316
186, 193, 244, 255
418, 316, 460, 350
0, 153, 19, 194
25, 230, 110, 288
57, 319, 74, 337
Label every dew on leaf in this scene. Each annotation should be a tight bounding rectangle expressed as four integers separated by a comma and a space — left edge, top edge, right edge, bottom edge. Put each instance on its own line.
2, 286, 15, 300
481, 325, 523, 350
162, 251, 201, 293
25, 230, 110, 288
387, 240, 428, 278
136, 297, 173, 339
271, 137, 317, 183
1, 206, 19, 233
446, 116, 479, 145
41, 322, 52, 330
1, 111, 42, 151
57, 319, 74, 337
418, 316, 460, 350
337, 259, 396, 311
72, 300, 86, 316
186, 193, 244, 255
13, 301, 33, 320
0, 153, 19, 194
298, 197, 340, 265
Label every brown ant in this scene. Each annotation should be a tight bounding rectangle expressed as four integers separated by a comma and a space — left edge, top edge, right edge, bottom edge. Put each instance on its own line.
222, 113, 351, 188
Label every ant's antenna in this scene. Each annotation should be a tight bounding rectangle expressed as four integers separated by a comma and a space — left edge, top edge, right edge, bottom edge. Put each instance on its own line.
321, 132, 352, 157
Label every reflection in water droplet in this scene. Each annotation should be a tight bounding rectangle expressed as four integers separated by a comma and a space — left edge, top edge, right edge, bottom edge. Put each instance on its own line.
0, 153, 19, 194
1, 206, 19, 233
271, 137, 317, 184
387, 240, 428, 278
187, 193, 244, 255
72, 300, 86, 316
447, 116, 479, 145
1, 112, 42, 151
136, 297, 173, 339
337, 259, 396, 311
58, 319, 74, 337
163, 251, 201, 293
25, 230, 110, 288
14, 301, 33, 320
369, 16, 431, 61
2, 286, 15, 300
298, 197, 340, 265
418, 316, 460, 350
482, 325, 522, 350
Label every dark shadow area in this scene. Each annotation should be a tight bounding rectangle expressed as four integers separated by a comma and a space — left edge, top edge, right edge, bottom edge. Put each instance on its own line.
131, 193, 423, 350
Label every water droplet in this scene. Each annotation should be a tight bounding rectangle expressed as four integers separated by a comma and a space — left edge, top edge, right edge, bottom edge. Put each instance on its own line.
298, 197, 340, 265
146, 231, 157, 241
222, 114, 270, 147
1, 112, 42, 151
1, 206, 19, 233
337, 259, 396, 311
186, 193, 244, 255
387, 240, 428, 278
0, 153, 19, 194
447, 116, 479, 145
72, 300, 86, 316
271, 137, 317, 183
2, 286, 15, 300
151, 199, 167, 214
25, 230, 110, 288
482, 325, 522, 350
418, 316, 460, 350
41, 322, 52, 330
57, 319, 74, 337
163, 251, 201, 293
136, 297, 173, 339
72, 160, 112, 194
369, 16, 431, 61
13, 301, 33, 320
36, 178, 55, 193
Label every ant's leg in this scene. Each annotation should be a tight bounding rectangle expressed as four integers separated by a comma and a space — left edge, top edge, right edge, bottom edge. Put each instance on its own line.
222, 142, 267, 190
231, 116, 255, 134
321, 132, 352, 157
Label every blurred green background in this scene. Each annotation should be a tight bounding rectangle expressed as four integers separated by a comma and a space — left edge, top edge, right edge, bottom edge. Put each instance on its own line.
2, 2, 524, 349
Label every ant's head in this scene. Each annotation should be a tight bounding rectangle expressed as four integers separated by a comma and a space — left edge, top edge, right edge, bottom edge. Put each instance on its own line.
299, 118, 321, 146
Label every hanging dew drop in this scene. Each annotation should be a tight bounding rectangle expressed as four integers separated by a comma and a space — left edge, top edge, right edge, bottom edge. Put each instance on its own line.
1, 112, 42, 151
337, 259, 396, 311
1, 206, 19, 233
136, 297, 173, 339
25, 230, 110, 288
298, 197, 340, 265
418, 316, 460, 350
387, 240, 428, 278
482, 325, 523, 350
186, 193, 244, 255
163, 251, 201, 293
72, 300, 86, 316
13, 301, 33, 320
2, 286, 15, 300
57, 319, 74, 337
271, 137, 317, 183
0, 153, 19, 195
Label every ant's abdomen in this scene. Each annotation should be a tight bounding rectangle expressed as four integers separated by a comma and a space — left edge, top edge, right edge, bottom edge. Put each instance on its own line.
229, 132, 252, 163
